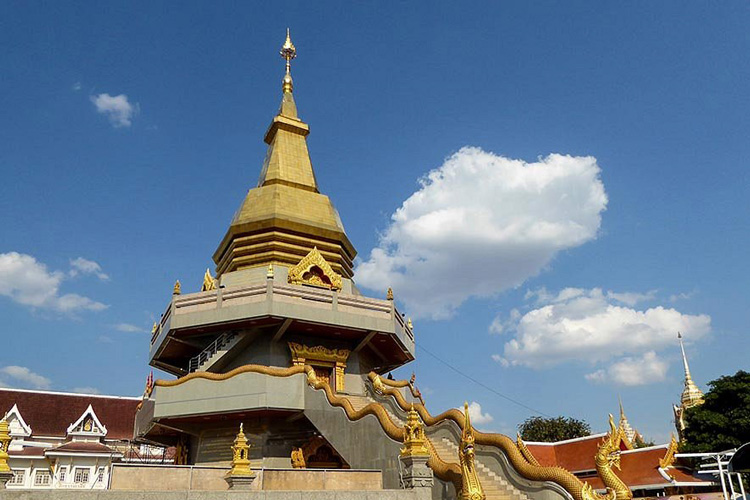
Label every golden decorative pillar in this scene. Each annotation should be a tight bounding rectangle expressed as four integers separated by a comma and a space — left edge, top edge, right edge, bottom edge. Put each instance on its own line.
401, 406, 429, 457
0, 417, 11, 473
229, 424, 253, 476
291, 447, 305, 468
226, 423, 256, 490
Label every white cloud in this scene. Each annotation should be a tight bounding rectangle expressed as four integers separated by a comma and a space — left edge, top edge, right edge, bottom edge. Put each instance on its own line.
497, 287, 710, 381
69, 257, 109, 281
71, 386, 101, 395
670, 290, 696, 303
72, 82, 82, 91
0, 252, 108, 313
90, 93, 138, 128
459, 401, 494, 426
607, 290, 657, 306
356, 148, 607, 319
0, 366, 51, 390
489, 309, 520, 335
113, 323, 145, 333
585, 351, 669, 386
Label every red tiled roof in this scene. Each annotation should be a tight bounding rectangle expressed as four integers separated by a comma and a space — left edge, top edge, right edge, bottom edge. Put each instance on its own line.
0, 389, 139, 440
525, 439, 709, 489
8, 447, 47, 457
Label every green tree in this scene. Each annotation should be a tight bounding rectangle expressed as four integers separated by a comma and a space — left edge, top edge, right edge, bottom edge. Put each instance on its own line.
681, 370, 750, 453
519, 416, 591, 442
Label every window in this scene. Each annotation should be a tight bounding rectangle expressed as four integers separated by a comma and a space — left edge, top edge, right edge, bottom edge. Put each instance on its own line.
58, 467, 67, 483
33, 470, 51, 486
9, 470, 25, 485
73, 467, 89, 484
96, 467, 105, 483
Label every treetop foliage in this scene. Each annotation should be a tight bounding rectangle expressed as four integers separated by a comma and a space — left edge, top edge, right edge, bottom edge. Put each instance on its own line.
681, 370, 750, 453
519, 416, 591, 442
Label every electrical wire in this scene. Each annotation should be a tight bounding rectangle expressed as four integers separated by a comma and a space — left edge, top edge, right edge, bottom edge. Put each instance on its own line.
416, 342, 553, 418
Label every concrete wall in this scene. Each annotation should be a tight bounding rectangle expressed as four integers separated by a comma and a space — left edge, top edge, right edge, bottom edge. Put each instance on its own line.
0, 491, 425, 500
109, 465, 382, 492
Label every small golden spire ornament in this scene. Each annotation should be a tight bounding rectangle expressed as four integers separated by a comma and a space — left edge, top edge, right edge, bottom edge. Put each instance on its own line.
173, 280, 181, 295
229, 423, 253, 477
280, 28, 296, 94
151, 322, 159, 335
401, 405, 429, 457
0, 416, 11, 473
407, 317, 413, 330
387, 287, 394, 300
267, 263, 274, 279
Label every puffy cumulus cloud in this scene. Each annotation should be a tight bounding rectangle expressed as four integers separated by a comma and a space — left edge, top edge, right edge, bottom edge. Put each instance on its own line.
0, 252, 108, 313
494, 288, 710, 385
585, 351, 669, 386
0, 366, 51, 390
69, 257, 109, 281
458, 401, 494, 426
90, 93, 138, 128
356, 148, 607, 319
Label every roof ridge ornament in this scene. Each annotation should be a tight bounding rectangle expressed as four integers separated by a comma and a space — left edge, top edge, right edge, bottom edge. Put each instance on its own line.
287, 247, 342, 291
280, 28, 297, 94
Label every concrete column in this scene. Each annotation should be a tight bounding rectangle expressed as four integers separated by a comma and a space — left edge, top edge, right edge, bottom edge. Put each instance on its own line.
400, 454, 433, 490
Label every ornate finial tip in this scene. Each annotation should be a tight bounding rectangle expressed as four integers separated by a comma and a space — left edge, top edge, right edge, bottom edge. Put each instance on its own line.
280, 29, 297, 61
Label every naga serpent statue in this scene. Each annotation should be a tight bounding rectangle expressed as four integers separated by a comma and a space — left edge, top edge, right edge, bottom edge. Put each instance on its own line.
459, 402, 486, 500
582, 414, 632, 500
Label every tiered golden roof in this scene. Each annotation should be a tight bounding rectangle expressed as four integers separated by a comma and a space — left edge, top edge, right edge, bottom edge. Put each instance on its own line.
213, 30, 356, 278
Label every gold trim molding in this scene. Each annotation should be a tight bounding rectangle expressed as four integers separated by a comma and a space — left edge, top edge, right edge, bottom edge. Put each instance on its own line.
288, 342, 349, 392
287, 247, 342, 291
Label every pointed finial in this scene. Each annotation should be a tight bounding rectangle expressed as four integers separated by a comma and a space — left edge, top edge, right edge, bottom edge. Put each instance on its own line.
240, 422, 244, 434
387, 287, 394, 301
280, 28, 297, 94
267, 263, 274, 279
619, 395, 625, 419
173, 280, 181, 295
407, 317, 413, 330
202, 268, 217, 292
151, 322, 159, 334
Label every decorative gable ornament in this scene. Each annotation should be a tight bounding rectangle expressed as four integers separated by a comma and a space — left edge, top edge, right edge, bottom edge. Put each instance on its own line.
287, 247, 342, 291
5, 404, 32, 438
67, 404, 107, 438
201, 268, 217, 292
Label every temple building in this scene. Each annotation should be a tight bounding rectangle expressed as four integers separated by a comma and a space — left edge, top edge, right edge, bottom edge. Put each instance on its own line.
0, 388, 170, 490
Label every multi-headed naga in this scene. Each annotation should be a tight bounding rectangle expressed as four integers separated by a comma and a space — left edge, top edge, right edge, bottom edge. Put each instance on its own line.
459, 402, 486, 500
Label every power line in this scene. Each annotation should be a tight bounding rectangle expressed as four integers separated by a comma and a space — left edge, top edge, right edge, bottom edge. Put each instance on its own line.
416, 342, 553, 419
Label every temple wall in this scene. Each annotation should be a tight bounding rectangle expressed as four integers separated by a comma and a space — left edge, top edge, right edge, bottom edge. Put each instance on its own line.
0, 490, 424, 500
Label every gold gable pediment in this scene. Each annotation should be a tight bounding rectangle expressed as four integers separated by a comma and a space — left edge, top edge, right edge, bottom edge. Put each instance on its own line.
287, 247, 342, 291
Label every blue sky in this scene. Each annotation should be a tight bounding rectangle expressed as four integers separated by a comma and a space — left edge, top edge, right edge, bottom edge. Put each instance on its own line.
1, 2, 748, 442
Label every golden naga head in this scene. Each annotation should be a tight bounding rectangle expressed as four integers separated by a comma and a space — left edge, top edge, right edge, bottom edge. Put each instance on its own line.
598, 414, 623, 470
461, 402, 476, 461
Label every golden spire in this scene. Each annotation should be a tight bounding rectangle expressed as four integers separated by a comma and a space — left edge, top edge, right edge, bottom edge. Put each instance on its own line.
678, 332, 704, 408
280, 28, 297, 94
229, 423, 254, 476
618, 397, 636, 448
173, 280, 181, 295
401, 405, 429, 457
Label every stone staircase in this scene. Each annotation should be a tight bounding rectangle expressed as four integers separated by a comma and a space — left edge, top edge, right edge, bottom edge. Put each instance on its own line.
344, 393, 529, 500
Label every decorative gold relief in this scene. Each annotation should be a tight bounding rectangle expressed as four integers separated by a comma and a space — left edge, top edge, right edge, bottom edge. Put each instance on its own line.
229, 424, 254, 477
659, 434, 678, 469
289, 342, 349, 392
516, 433, 540, 467
287, 247, 342, 291
173, 280, 181, 295
0, 417, 11, 473
174, 435, 189, 466
401, 405, 430, 457
291, 447, 305, 468
589, 415, 632, 500
201, 268, 217, 292
459, 402, 485, 500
